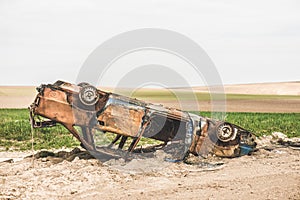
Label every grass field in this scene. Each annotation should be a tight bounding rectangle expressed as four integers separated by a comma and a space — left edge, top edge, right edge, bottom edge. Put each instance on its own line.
0, 108, 299, 151
0, 109, 79, 151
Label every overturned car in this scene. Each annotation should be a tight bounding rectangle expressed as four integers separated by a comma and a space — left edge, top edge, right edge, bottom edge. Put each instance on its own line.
29, 81, 256, 161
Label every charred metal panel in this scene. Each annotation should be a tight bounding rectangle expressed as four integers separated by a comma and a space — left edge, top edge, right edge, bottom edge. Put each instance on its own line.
143, 112, 184, 142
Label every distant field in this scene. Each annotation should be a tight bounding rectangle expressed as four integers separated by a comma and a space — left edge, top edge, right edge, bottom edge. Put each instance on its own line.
129, 89, 300, 113
0, 86, 36, 108
1, 83, 299, 112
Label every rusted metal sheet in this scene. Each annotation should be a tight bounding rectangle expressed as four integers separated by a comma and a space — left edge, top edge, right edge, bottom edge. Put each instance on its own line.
29, 80, 257, 160
97, 103, 145, 137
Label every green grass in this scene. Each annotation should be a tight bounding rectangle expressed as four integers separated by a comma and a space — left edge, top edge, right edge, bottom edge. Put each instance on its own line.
196, 111, 300, 138
0, 109, 299, 151
0, 109, 79, 151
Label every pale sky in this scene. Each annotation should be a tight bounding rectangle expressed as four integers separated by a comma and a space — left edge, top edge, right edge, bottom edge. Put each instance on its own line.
0, 0, 299, 86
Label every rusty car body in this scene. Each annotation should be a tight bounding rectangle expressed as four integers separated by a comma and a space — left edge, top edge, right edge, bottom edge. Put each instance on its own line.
29, 80, 256, 161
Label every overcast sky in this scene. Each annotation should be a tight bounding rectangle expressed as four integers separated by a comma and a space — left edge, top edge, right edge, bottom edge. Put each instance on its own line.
0, 0, 299, 86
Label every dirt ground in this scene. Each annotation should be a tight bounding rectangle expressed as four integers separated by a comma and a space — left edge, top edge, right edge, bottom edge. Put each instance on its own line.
1, 82, 299, 199
0, 135, 299, 200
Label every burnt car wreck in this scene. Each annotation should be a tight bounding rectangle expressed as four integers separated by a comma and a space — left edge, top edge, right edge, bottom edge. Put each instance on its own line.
29, 81, 256, 161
